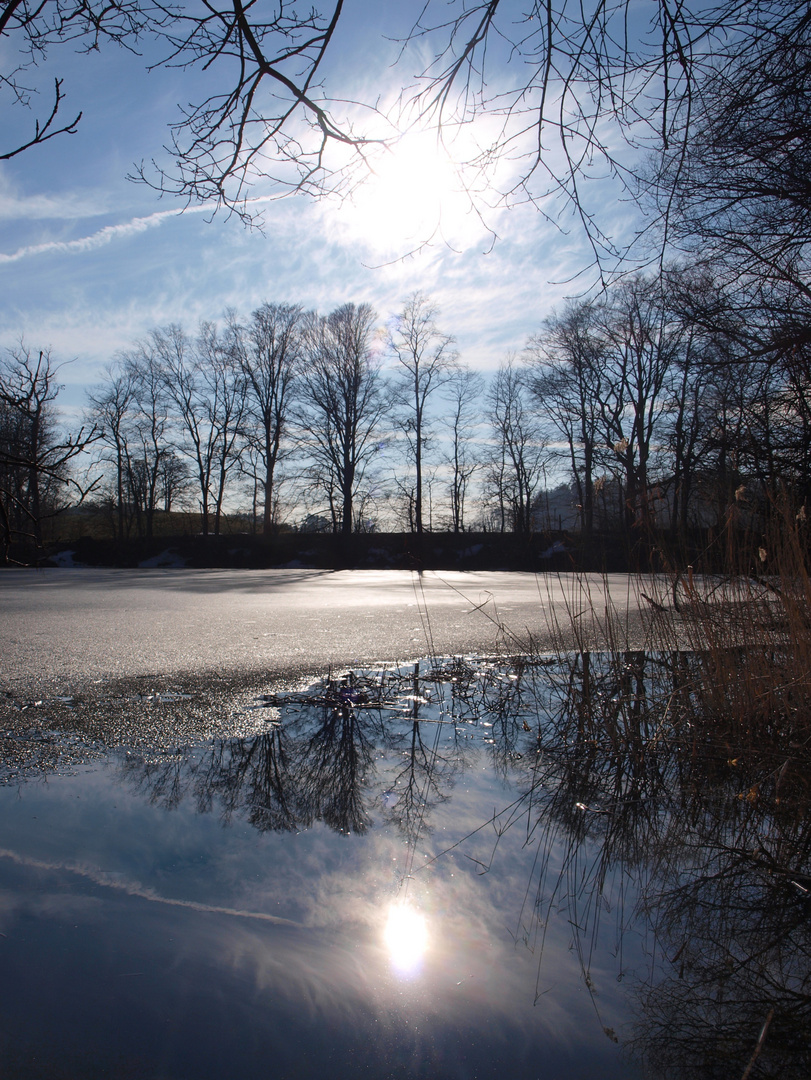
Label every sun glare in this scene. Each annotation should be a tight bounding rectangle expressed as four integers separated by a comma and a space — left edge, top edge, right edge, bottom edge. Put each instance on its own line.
343, 129, 481, 253
384, 901, 428, 974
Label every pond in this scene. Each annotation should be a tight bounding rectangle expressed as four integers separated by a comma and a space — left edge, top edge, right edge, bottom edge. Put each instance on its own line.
1, 654, 808, 1079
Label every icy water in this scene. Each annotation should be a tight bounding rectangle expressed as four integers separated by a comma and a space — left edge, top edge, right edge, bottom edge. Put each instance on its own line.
1, 655, 808, 1079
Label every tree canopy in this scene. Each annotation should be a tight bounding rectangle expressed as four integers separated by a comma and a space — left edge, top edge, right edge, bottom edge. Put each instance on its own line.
4, 0, 807, 263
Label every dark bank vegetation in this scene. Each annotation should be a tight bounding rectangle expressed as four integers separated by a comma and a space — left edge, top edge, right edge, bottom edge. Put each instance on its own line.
531, 513, 811, 1077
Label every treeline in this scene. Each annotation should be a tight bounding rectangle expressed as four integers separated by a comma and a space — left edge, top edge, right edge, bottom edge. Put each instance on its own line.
0, 346, 95, 560
530, 269, 811, 546
2, 266, 810, 563
82, 295, 478, 541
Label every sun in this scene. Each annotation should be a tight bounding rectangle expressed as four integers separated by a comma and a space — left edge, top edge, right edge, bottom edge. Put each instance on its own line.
340, 128, 483, 253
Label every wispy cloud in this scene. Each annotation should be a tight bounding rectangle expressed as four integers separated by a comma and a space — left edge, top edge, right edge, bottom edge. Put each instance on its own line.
0, 177, 114, 222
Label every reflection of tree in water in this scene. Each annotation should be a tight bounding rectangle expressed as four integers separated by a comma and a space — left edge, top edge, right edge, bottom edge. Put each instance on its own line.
120, 728, 299, 830
380, 664, 464, 850
122, 747, 191, 812
625, 721, 811, 1079
631, 815, 811, 1079
383, 717, 449, 842
243, 727, 299, 832
115, 663, 491, 844
192, 726, 300, 833
121, 676, 382, 835
473, 655, 547, 777
294, 680, 378, 835
487, 649, 811, 1078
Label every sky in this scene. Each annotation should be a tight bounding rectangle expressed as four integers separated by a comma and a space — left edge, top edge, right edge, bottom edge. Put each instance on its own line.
0, 2, 634, 421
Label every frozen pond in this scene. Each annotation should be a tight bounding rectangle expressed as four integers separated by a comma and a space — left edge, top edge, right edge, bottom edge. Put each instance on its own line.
0, 568, 655, 690
2, 653, 808, 1079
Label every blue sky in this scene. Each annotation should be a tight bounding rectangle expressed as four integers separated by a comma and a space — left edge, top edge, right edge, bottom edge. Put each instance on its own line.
0, 3, 630, 419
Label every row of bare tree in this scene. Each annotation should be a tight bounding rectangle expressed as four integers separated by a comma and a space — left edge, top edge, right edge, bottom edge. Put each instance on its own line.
531, 270, 811, 544
3, 265, 810, 557
80, 294, 477, 542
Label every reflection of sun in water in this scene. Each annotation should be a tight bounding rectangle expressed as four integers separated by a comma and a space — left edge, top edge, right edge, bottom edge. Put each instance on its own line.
343, 129, 481, 252
384, 901, 428, 974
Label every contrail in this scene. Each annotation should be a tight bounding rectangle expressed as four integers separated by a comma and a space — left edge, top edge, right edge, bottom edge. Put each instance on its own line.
0, 195, 278, 264
0, 846, 302, 927
0, 208, 184, 263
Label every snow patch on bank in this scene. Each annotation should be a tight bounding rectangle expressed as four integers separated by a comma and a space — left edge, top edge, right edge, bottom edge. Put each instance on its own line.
139, 549, 187, 568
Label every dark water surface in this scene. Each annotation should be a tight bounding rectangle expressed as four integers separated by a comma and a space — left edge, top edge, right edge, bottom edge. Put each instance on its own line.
1, 656, 808, 1079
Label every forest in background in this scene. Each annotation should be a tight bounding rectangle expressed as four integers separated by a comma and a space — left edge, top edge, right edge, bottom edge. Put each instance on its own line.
2, 263, 808, 571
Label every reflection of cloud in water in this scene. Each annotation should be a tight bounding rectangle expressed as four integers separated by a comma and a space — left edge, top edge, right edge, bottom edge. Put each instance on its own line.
0, 883, 104, 926
202, 825, 601, 1051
